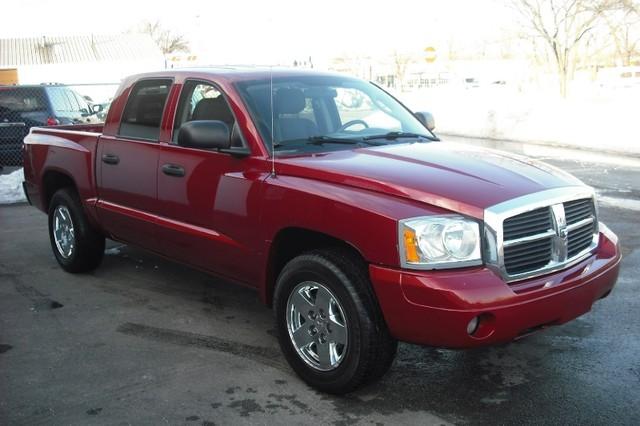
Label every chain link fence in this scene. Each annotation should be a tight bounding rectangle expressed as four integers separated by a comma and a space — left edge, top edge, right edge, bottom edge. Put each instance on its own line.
0, 83, 119, 167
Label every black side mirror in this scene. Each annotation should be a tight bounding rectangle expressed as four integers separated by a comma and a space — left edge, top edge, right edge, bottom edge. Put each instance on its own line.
90, 104, 103, 114
178, 120, 231, 150
414, 111, 435, 131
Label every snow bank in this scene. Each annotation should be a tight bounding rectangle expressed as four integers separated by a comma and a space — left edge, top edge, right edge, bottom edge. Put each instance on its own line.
400, 86, 640, 156
105, 246, 122, 255
0, 168, 27, 204
598, 196, 640, 212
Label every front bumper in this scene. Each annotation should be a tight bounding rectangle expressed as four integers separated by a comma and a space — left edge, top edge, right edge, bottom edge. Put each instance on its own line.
370, 225, 621, 348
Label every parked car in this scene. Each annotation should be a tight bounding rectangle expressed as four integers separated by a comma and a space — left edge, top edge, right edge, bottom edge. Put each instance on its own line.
0, 85, 102, 165
22, 68, 621, 394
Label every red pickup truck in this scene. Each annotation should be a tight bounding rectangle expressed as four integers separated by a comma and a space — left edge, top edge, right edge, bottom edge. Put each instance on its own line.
22, 68, 621, 394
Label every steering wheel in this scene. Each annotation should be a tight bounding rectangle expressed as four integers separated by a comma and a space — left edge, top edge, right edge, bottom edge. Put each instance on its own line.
338, 119, 369, 132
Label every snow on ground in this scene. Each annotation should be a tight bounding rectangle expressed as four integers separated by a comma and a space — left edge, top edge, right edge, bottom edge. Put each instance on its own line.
104, 246, 123, 255
0, 168, 27, 204
442, 135, 640, 169
598, 196, 640, 212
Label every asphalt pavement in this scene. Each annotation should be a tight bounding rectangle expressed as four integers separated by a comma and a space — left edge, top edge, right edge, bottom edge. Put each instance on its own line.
1, 140, 639, 425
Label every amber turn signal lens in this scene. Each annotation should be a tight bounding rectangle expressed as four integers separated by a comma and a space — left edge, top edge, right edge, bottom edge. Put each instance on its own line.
403, 228, 420, 263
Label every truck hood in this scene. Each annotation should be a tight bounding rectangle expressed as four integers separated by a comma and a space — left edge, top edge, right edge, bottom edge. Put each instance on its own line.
275, 142, 585, 219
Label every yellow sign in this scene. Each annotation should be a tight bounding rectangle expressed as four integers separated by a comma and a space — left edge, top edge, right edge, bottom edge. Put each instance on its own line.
424, 47, 436, 63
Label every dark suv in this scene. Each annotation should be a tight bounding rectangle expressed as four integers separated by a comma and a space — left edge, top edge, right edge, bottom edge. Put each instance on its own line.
0, 85, 102, 165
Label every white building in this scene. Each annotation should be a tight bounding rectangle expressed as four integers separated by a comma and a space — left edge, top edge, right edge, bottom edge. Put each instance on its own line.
0, 34, 165, 86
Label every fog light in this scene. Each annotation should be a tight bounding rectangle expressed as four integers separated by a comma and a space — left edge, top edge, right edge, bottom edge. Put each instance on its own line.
467, 316, 480, 335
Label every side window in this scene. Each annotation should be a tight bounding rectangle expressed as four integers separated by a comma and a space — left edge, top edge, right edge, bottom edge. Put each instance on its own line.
298, 98, 317, 125
173, 80, 241, 147
334, 87, 400, 131
119, 79, 172, 141
286, 96, 317, 125
64, 89, 81, 113
47, 87, 72, 114
73, 91, 91, 115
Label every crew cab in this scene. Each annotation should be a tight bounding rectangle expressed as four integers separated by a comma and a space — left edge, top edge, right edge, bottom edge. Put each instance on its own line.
22, 68, 621, 394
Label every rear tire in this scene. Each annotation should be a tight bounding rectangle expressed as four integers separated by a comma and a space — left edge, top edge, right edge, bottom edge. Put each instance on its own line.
274, 249, 397, 394
48, 188, 105, 273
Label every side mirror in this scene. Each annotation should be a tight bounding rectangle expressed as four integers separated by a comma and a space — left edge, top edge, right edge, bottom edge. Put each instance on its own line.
90, 104, 103, 114
414, 111, 435, 131
178, 120, 231, 150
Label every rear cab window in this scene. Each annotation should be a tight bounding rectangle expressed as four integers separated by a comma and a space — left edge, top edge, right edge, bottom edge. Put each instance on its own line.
0, 87, 48, 126
119, 79, 172, 141
0, 87, 47, 113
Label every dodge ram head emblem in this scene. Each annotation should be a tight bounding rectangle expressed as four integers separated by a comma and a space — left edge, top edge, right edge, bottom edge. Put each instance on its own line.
558, 227, 568, 239
551, 204, 569, 261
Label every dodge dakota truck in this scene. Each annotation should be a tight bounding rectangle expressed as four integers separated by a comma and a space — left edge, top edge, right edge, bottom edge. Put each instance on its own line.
22, 68, 621, 394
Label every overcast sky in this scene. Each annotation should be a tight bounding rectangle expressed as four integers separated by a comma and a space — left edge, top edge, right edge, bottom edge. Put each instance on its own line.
2, 0, 510, 64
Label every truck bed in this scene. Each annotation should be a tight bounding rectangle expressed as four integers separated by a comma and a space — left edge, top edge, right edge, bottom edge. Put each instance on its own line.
48, 123, 105, 134
23, 124, 104, 214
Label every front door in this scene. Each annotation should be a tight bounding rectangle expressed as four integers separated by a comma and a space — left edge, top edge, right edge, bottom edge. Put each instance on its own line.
156, 80, 261, 285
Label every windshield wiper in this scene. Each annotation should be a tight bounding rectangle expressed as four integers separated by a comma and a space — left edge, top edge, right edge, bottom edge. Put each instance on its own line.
363, 131, 438, 141
306, 136, 382, 146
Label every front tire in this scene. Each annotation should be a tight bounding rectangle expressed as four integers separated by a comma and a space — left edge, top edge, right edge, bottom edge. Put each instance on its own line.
274, 249, 397, 394
48, 188, 105, 273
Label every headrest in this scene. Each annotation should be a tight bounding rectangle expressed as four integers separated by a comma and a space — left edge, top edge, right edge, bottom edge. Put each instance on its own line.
274, 88, 306, 114
192, 97, 234, 124
135, 94, 165, 126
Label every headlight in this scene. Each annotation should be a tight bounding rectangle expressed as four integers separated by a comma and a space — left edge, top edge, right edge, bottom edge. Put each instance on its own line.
399, 215, 482, 269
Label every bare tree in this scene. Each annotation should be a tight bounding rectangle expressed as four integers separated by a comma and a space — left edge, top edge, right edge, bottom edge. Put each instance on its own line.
511, 0, 618, 96
392, 51, 411, 91
141, 21, 190, 55
603, 0, 640, 65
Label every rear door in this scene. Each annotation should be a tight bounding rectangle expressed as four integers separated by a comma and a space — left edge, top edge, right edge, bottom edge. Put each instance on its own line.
46, 86, 79, 124
96, 78, 173, 250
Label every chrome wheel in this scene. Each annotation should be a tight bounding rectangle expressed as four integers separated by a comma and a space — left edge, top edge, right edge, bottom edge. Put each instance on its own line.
286, 281, 348, 371
53, 205, 75, 259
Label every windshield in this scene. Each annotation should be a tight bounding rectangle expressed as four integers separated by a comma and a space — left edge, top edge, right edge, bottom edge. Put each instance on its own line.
235, 75, 433, 155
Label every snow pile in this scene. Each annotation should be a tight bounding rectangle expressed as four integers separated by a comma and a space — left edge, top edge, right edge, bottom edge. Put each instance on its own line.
400, 85, 640, 156
0, 168, 27, 204
105, 246, 123, 255
598, 195, 640, 212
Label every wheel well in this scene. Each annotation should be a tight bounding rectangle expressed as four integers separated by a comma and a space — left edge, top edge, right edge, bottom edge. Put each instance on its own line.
265, 227, 367, 306
42, 171, 76, 209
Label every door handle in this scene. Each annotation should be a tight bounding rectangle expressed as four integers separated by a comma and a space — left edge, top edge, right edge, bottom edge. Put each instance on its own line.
162, 163, 185, 177
102, 154, 120, 165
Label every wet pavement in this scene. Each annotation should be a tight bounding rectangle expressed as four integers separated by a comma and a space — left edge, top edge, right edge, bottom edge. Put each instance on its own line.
1, 141, 639, 425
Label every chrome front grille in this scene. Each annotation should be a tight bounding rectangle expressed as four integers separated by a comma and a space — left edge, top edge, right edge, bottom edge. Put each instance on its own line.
503, 207, 553, 240
484, 188, 599, 283
504, 237, 552, 275
503, 207, 553, 275
564, 198, 594, 223
568, 222, 596, 258
564, 198, 597, 258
